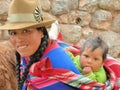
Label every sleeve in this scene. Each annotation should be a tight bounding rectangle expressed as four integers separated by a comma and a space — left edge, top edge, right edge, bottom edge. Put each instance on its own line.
84, 72, 97, 82
67, 52, 81, 71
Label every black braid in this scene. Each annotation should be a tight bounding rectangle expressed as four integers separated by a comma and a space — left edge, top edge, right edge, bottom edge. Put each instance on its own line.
15, 52, 21, 90
15, 27, 49, 90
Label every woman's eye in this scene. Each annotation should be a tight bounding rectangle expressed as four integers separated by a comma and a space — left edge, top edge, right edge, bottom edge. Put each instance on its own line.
8, 31, 17, 35
23, 29, 30, 33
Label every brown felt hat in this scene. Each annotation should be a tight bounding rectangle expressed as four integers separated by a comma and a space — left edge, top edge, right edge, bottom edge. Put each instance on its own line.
0, 0, 56, 30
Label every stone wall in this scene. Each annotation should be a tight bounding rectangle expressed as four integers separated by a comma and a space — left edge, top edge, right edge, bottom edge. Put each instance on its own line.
0, 0, 120, 59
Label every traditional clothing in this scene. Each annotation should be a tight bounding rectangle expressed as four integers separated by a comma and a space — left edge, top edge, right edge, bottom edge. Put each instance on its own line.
21, 40, 120, 90
68, 52, 107, 83
21, 40, 80, 90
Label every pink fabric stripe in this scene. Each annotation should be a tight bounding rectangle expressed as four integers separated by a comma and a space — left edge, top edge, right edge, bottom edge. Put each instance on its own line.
30, 78, 58, 88
104, 58, 120, 66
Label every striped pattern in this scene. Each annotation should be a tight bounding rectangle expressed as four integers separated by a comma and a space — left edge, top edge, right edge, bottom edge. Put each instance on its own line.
28, 57, 115, 90
20, 41, 120, 90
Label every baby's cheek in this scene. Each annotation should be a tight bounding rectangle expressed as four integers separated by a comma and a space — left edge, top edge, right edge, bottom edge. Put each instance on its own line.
92, 64, 101, 71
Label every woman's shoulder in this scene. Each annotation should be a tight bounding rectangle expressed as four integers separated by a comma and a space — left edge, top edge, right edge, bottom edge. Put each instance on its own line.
43, 40, 59, 55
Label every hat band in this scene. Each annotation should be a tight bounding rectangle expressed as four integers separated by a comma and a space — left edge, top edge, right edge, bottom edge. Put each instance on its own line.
7, 13, 36, 22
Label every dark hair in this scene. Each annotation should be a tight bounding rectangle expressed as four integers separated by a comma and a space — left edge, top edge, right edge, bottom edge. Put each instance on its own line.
15, 27, 49, 90
80, 36, 108, 60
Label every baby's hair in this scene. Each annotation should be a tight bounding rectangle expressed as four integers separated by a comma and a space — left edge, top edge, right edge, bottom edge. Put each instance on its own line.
15, 27, 49, 90
80, 36, 108, 60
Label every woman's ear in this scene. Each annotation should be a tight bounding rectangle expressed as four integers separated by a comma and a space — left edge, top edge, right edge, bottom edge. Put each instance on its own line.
40, 31, 44, 38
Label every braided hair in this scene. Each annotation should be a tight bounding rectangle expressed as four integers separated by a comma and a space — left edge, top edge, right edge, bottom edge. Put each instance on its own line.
15, 27, 49, 90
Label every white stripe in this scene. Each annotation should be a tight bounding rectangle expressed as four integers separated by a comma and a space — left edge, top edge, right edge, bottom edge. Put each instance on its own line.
30, 64, 36, 73
7, 13, 36, 22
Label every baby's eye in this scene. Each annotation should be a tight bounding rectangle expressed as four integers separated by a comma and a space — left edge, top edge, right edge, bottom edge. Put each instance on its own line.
8, 31, 17, 36
84, 54, 89, 58
94, 58, 98, 61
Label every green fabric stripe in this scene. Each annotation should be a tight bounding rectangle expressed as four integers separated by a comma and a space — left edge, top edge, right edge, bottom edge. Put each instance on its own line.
67, 75, 92, 87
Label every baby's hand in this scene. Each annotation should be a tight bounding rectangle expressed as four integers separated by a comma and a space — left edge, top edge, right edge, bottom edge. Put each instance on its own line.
82, 67, 92, 75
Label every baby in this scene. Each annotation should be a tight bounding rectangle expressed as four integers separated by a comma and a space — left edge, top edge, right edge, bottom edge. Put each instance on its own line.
71, 36, 108, 83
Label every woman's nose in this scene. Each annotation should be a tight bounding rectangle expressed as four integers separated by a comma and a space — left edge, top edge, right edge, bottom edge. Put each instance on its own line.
15, 33, 24, 42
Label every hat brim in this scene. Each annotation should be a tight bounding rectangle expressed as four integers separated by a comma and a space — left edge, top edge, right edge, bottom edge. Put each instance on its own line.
0, 19, 55, 30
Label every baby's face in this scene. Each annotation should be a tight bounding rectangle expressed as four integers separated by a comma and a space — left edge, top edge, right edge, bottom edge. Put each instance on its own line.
80, 47, 103, 71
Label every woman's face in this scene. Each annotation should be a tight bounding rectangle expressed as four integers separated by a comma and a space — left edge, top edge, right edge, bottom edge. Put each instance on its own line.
8, 28, 44, 57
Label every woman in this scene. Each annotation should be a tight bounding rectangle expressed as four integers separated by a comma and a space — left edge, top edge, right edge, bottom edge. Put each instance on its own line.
0, 0, 119, 90
0, 0, 80, 90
